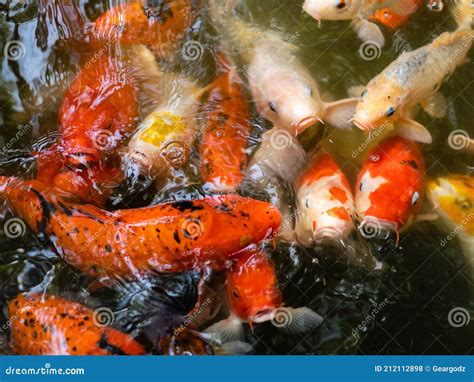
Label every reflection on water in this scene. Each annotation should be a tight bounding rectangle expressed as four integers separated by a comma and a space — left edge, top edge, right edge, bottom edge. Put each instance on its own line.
0, 0, 473, 355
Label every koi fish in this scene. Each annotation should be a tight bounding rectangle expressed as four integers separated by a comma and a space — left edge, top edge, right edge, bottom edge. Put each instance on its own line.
427, 0, 444, 12
355, 136, 425, 236
126, 46, 201, 180
200, 53, 252, 192
208, 0, 358, 136
203, 251, 323, 346
353, 2, 473, 144
158, 329, 213, 355
90, 0, 201, 58
8, 294, 145, 355
0, 177, 281, 278
427, 175, 474, 274
304, 0, 421, 47
294, 152, 355, 246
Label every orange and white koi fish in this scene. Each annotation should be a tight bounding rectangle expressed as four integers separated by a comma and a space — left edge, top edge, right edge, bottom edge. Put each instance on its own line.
200, 53, 252, 192
126, 46, 201, 179
294, 152, 355, 245
353, 1, 473, 144
90, 0, 201, 58
208, 0, 358, 136
303, 0, 422, 47
203, 251, 322, 346
0, 177, 281, 278
9, 294, 145, 355
355, 136, 425, 237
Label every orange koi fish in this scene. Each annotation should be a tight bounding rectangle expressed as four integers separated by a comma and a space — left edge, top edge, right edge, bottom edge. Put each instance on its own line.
0, 177, 281, 278
370, 0, 423, 29
294, 152, 355, 246
36, 54, 138, 205
90, 0, 201, 57
355, 136, 425, 236
200, 54, 252, 192
8, 294, 145, 355
204, 251, 322, 346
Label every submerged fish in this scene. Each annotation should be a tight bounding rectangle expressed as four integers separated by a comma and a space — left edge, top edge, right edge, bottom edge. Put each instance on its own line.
203, 251, 323, 346
90, 0, 201, 58
208, 0, 358, 136
303, 0, 422, 46
8, 294, 145, 355
126, 46, 201, 180
294, 152, 355, 246
353, 2, 473, 143
427, 175, 474, 273
158, 329, 213, 355
355, 136, 425, 237
0, 177, 281, 278
200, 53, 252, 192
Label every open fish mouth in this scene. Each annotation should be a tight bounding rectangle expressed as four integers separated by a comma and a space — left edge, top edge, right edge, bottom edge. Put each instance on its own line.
353, 119, 372, 132
294, 115, 320, 133
251, 308, 277, 323
358, 217, 397, 239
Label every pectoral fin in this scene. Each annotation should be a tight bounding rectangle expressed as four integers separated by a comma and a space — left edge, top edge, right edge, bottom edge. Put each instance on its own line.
420, 92, 447, 118
278, 307, 323, 334
395, 118, 432, 144
323, 98, 359, 130
352, 18, 385, 48
203, 316, 245, 344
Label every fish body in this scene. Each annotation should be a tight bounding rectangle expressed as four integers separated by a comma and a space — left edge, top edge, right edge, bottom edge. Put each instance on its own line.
295, 152, 355, 245
303, 0, 423, 45
8, 294, 145, 355
0, 177, 281, 278
354, 24, 473, 143
427, 175, 474, 272
200, 54, 252, 192
208, 0, 358, 135
355, 136, 425, 235
126, 47, 200, 179
90, 0, 199, 57
203, 251, 323, 346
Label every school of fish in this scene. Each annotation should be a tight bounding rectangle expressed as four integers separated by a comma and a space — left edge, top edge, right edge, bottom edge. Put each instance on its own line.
0, 0, 472, 355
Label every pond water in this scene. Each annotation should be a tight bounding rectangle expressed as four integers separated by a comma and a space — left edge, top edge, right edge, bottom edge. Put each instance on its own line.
0, 0, 472, 355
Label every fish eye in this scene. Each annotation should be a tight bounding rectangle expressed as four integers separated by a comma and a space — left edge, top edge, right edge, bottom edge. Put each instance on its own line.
386, 107, 396, 117
336, 0, 347, 9
232, 289, 240, 299
458, 199, 472, 210
411, 192, 420, 206
305, 84, 313, 96
359, 181, 364, 192
361, 89, 367, 98
305, 198, 311, 209
268, 101, 278, 113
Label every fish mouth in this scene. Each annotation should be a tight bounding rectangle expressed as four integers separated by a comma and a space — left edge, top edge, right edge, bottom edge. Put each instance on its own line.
314, 227, 344, 241
358, 217, 397, 238
251, 308, 276, 324
293, 116, 320, 133
353, 118, 373, 132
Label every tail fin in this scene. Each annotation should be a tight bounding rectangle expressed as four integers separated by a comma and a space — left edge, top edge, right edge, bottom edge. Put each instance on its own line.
453, 0, 473, 30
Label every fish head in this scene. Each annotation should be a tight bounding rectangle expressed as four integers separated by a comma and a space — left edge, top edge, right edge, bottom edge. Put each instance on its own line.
226, 251, 283, 324
353, 80, 402, 132
297, 166, 355, 242
428, 176, 474, 235
355, 137, 425, 233
250, 59, 323, 135
127, 111, 191, 178
303, 0, 362, 21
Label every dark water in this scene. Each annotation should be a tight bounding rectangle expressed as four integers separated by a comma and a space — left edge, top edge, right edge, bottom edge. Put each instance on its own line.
0, 0, 473, 355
